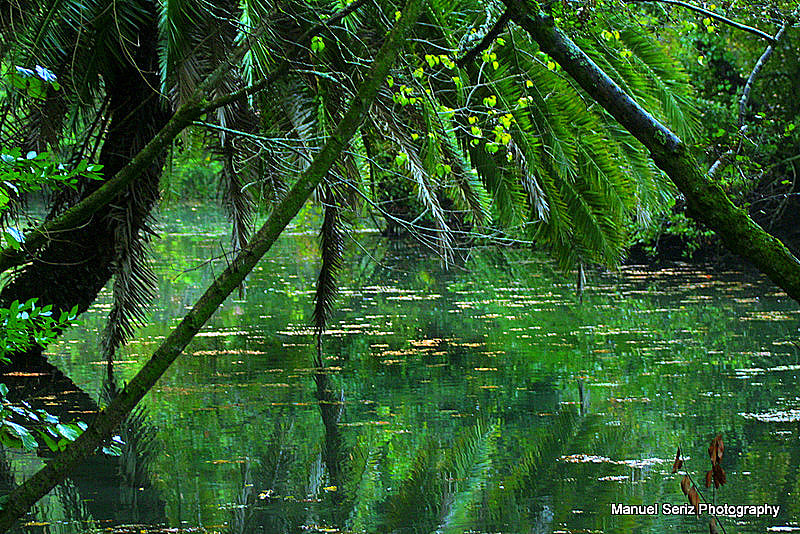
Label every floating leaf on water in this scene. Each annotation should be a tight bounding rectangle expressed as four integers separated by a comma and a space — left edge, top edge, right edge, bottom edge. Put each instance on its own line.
597, 475, 629, 482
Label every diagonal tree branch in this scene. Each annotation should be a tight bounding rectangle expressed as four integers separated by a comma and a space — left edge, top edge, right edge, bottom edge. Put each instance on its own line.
739, 7, 800, 128
0, 0, 424, 529
502, 0, 800, 303
706, 6, 798, 178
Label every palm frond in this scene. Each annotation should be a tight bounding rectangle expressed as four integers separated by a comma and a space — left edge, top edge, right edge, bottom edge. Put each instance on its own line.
382, 421, 494, 533
312, 187, 344, 334
101, 221, 158, 361
371, 97, 455, 263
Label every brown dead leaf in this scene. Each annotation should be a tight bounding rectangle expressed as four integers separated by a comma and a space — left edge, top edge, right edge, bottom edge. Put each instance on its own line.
672, 447, 683, 473
709, 517, 718, 534
712, 463, 726, 488
680, 475, 691, 496
688, 487, 701, 514
708, 435, 724, 465
705, 470, 713, 488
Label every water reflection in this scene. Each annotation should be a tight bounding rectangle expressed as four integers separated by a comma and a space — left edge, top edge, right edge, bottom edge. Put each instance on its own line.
4, 206, 799, 533
0, 358, 165, 533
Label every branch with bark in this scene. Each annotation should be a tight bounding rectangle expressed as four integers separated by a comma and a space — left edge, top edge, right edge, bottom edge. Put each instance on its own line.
0, 0, 424, 529
456, 10, 512, 67
501, 0, 800, 302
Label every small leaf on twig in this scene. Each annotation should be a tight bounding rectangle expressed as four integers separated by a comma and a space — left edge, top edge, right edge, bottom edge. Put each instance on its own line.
705, 470, 713, 488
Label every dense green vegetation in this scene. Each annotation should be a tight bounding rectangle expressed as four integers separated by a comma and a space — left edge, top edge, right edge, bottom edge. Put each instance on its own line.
0, 0, 798, 531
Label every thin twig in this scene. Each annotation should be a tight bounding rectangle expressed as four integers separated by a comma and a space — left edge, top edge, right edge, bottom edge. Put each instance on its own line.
707, 7, 796, 177
626, 0, 776, 42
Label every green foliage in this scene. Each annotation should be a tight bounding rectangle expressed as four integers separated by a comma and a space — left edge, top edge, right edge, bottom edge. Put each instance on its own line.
161, 143, 223, 202
0, 148, 103, 211
620, 0, 800, 251
0, 299, 77, 362
0, 63, 59, 100
0, 381, 123, 456
0, 140, 119, 461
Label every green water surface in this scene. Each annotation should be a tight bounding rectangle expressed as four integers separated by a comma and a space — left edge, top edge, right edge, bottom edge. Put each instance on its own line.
6, 206, 800, 534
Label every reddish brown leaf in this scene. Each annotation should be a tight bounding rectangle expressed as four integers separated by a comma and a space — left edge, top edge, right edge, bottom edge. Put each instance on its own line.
672, 447, 683, 473
705, 470, 713, 488
708, 435, 724, 465
680, 475, 691, 496
712, 463, 727, 488
710, 517, 718, 534
688, 487, 701, 514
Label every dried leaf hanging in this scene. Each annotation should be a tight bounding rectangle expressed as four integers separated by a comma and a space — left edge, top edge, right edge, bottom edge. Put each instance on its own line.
672, 447, 683, 473
708, 435, 724, 465
712, 463, 727, 488
680, 475, 691, 496
688, 487, 700, 514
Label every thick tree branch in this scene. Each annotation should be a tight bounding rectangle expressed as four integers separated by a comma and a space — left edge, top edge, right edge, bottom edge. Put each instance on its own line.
626, 0, 776, 43
0, 0, 424, 529
502, 0, 800, 302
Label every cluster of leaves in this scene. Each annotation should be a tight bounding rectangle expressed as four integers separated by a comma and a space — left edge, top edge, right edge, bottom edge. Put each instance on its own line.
671, 434, 727, 532
0, 148, 103, 254
0, 299, 78, 364
0, 383, 123, 456
0, 383, 81, 452
0, 148, 103, 207
0, 63, 59, 100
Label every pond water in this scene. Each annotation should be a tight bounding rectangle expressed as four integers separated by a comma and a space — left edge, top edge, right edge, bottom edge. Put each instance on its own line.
5, 206, 800, 533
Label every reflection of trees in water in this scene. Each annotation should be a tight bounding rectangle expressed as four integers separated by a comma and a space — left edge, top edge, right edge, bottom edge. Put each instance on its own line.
0, 357, 165, 530
228, 421, 299, 534
226, 348, 597, 533
100, 377, 163, 523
